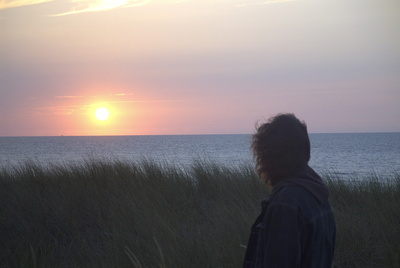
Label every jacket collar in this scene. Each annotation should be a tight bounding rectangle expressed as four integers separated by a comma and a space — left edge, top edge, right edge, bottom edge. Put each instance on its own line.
270, 166, 329, 204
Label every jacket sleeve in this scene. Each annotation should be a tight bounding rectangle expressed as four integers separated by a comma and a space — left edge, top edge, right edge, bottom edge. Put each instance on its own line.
255, 202, 302, 268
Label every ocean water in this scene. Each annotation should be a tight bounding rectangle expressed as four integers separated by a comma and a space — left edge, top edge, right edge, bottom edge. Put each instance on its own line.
0, 133, 399, 178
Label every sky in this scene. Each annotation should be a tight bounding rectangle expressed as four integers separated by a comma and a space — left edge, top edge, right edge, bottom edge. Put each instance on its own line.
1, 0, 399, 136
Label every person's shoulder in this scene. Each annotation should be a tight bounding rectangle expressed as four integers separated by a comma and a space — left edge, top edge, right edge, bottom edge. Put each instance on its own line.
270, 184, 313, 205
274, 184, 310, 197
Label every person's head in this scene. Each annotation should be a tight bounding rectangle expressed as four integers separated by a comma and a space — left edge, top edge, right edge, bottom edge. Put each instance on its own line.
252, 113, 310, 186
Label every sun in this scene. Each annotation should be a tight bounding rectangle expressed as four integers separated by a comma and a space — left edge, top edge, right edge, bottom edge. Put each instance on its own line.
95, 107, 110, 121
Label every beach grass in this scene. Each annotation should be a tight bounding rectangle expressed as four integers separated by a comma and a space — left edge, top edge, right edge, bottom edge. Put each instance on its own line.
0, 160, 399, 267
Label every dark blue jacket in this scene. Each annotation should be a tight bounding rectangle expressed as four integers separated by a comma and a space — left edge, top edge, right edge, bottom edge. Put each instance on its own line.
243, 167, 336, 268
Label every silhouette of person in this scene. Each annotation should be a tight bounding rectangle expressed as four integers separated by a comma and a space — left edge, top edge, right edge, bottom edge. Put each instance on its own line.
243, 113, 336, 267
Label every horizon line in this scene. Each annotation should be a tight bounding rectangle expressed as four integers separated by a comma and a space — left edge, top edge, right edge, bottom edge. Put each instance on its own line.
1, 131, 400, 138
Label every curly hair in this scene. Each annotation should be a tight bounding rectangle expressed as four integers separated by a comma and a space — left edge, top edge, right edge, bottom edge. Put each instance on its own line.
252, 113, 310, 185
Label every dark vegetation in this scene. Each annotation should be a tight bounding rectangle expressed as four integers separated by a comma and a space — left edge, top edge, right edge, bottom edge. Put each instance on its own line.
0, 160, 399, 267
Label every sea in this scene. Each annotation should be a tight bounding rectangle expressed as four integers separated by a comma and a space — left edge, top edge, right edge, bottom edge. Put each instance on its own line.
0, 133, 399, 179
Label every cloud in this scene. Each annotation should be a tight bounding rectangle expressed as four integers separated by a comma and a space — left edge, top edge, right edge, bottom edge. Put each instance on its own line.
52, 0, 151, 16
0, 0, 52, 10
30, 105, 86, 115
1, 0, 297, 14
0, 0, 151, 14
235, 0, 296, 7
55, 95, 85, 99
261, 0, 296, 4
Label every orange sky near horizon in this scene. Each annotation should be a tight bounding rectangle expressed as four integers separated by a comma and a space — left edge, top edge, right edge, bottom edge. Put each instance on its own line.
1, 0, 399, 136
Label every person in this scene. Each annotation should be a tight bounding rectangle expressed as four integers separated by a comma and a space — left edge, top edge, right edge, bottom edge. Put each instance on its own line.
243, 113, 336, 268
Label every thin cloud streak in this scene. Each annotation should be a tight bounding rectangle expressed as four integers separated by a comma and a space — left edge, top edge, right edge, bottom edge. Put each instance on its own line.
52, 0, 151, 16
31, 105, 87, 115
261, 0, 296, 4
0, 0, 297, 15
0, 0, 151, 14
30, 99, 188, 116
55, 95, 85, 99
0, 0, 52, 10
235, 0, 296, 7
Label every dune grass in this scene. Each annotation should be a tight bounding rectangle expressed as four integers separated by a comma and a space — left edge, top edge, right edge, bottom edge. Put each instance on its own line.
0, 160, 399, 267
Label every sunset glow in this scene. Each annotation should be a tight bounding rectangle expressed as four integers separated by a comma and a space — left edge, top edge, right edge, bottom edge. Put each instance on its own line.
1, 0, 399, 136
